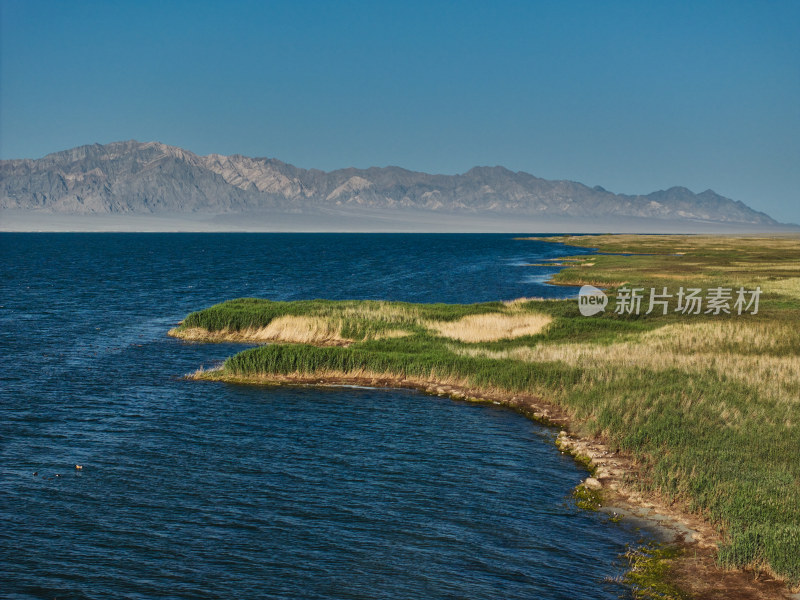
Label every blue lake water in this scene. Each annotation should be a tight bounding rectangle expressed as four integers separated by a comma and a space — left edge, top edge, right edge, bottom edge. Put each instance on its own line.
1, 233, 649, 599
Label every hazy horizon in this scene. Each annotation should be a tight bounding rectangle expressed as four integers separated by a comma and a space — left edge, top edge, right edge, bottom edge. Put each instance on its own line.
3, 208, 797, 234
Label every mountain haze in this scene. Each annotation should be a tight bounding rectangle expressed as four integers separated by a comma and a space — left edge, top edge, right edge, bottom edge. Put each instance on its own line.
0, 141, 780, 228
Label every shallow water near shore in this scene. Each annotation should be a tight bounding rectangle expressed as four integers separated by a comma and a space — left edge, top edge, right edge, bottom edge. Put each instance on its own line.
1, 233, 653, 599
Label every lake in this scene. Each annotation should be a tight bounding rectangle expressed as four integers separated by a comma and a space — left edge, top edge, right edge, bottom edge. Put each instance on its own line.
0, 233, 650, 599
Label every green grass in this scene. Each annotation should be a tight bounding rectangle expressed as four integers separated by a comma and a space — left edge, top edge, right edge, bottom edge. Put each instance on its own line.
172, 234, 800, 587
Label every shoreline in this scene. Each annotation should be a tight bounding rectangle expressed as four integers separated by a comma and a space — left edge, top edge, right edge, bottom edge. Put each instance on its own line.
188, 366, 796, 599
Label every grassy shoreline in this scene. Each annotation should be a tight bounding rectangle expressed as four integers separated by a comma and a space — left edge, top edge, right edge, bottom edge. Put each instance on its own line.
171, 234, 800, 597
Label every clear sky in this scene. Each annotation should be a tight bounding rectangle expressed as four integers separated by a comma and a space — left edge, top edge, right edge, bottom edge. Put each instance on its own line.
2, 0, 798, 223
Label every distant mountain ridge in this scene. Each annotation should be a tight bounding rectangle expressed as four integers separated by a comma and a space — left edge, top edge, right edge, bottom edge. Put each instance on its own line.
0, 140, 780, 226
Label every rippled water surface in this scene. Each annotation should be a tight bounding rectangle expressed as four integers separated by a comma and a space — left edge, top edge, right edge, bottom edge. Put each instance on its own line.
1, 233, 646, 599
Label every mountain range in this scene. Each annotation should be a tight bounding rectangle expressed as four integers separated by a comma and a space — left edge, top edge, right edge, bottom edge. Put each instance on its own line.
0, 140, 783, 229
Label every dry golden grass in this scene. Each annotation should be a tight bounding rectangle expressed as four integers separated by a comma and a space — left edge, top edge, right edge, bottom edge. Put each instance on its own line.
338, 302, 418, 322
455, 321, 800, 413
641, 321, 796, 353
255, 315, 351, 344
758, 277, 800, 299
171, 315, 410, 345
502, 297, 545, 305
427, 312, 553, 342
727, 263, 800, 271
531, 234, 800, 257
171, 316, 351, 345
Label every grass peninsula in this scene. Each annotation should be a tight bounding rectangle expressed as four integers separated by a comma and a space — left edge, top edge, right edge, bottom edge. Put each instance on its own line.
170, 234, 800, 598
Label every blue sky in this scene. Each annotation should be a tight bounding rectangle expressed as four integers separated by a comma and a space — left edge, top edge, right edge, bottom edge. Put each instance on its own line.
1, 0, 798, 222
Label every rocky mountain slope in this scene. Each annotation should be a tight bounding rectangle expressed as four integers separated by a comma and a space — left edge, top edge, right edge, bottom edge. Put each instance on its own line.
0, 140, 779, 226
